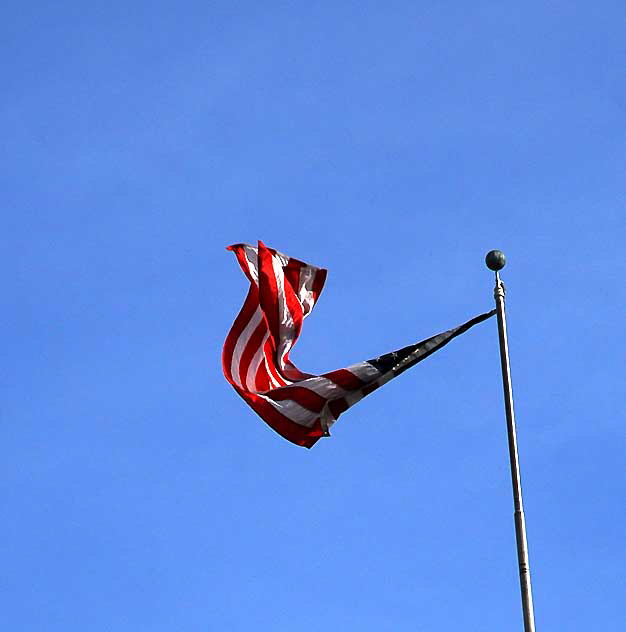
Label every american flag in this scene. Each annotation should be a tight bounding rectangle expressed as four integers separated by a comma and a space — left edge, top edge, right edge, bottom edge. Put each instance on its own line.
222, 241, 495, 448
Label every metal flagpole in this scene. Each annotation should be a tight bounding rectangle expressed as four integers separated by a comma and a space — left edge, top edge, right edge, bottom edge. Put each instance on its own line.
485, 250, 536, 632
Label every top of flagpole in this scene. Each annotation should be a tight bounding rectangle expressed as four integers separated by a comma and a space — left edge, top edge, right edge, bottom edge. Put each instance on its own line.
485, 250, 506, 271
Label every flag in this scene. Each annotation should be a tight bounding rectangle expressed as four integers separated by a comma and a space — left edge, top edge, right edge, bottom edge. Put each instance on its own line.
222, 241, 495, 448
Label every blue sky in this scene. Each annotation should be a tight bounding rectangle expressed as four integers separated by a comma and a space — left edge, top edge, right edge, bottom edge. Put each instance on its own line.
3, 2, 625, 630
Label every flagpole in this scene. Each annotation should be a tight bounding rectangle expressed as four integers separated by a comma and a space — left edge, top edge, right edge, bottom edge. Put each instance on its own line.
485, 250, 536, 632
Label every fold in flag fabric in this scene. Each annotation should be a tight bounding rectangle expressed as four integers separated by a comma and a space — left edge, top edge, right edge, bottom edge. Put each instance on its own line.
223, 241, 495, 448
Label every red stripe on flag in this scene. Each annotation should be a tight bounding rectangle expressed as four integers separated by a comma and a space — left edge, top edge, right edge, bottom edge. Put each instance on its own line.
283, 260, 303, 299
257, 241, 281, 348
227, 244, 256, 284
322, 368, 366, 390
266, 386, 327, 413
329, 398, 349, 418
361, 382, 380, 396
253, 353, 272, 393
312, 268, 327, 302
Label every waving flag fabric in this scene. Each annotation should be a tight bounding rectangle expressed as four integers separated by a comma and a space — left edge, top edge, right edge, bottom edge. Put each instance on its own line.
223, 241, 495, 448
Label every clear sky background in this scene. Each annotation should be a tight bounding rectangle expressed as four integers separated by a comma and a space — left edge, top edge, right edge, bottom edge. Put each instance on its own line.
3, 2, 625, 631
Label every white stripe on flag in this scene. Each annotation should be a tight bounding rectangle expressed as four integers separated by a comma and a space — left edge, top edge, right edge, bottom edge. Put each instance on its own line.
258, 394, 318, 427
272, 253, 295, 370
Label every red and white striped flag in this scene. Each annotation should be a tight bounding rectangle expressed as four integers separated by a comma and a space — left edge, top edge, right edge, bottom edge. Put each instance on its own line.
222, 241, 495, 448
